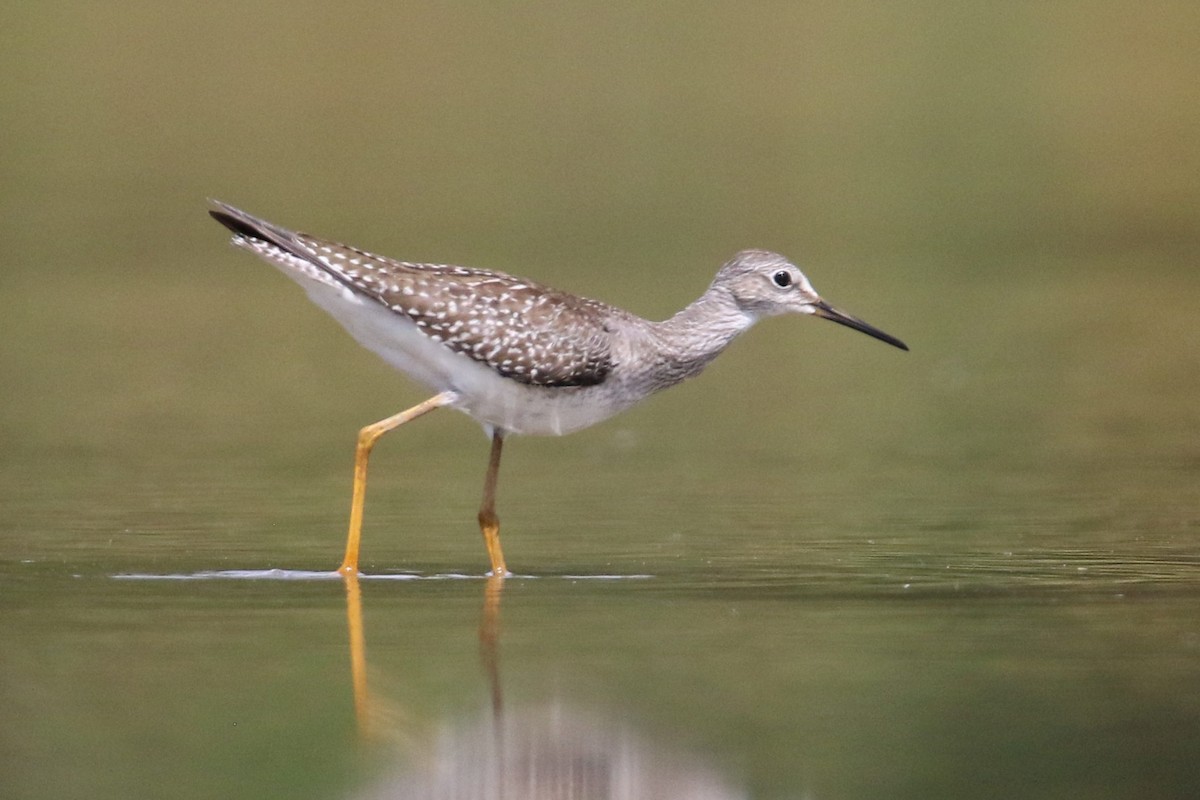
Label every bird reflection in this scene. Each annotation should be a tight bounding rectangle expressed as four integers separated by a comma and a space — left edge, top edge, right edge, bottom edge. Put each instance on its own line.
339, 574, 744, 800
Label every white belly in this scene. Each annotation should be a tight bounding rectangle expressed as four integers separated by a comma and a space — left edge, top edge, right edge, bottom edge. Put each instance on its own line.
300, 279, 637, 436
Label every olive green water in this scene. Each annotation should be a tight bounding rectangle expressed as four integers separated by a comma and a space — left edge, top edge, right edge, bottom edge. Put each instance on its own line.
3, 4, 1199, 798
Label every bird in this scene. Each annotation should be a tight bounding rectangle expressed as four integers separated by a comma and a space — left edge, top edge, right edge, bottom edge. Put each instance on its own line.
209, 201, 907, 577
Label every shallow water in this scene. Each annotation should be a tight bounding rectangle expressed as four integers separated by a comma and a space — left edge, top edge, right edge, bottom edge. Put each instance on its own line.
4, 2, 1200, 798
5, 304, 1199, 798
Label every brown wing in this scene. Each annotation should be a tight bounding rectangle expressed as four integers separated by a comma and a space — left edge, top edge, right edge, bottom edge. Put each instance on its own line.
210, 202, 614, 387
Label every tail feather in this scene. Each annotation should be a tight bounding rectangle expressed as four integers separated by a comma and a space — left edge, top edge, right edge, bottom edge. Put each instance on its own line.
208, 200, 356, 296
208, 200, 307, 257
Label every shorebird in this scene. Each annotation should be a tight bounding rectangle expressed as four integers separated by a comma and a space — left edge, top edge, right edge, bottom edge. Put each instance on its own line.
209, 201, 907, 577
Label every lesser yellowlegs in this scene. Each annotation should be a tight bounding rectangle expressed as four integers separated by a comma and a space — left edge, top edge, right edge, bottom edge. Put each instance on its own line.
210, 201, 907, 577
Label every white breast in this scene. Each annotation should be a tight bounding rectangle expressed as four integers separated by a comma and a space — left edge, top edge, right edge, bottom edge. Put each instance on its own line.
299, 278, 639, 436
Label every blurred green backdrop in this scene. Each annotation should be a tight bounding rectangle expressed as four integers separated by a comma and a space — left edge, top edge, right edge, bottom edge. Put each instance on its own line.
3, 1, 1198, 457
2, 3, 1199, 799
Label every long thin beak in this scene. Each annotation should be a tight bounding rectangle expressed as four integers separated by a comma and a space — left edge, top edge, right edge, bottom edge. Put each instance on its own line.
811, 300, 908, 351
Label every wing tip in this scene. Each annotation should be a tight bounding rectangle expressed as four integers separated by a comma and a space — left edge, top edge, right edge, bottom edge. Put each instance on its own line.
207, 200, 267, 241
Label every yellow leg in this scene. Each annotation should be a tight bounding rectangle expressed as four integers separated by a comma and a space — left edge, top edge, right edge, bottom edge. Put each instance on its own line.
338, 391, 456, 575
478, 431, 509, 577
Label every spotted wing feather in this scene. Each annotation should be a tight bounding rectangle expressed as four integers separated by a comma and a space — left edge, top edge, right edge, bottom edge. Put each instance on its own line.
210, 202, 614, 387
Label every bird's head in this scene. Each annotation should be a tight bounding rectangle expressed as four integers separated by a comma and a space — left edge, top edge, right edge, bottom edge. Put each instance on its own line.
715, 250, 908, 351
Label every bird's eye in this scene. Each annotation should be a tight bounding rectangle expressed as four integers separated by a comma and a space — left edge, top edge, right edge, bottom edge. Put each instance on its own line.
772, 270, 792, 288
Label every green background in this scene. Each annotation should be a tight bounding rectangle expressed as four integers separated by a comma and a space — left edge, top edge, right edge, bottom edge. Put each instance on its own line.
3, 3, 1198, 798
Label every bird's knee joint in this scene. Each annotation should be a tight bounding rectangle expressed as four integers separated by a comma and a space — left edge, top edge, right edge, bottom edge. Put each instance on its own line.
357, 427, 382, 451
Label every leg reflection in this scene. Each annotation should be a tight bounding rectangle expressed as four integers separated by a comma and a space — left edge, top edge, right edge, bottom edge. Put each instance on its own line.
480, 575, 505, 716
341, 574, 506, 740
342, 572, 371, 739
337, 577, 743, 798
